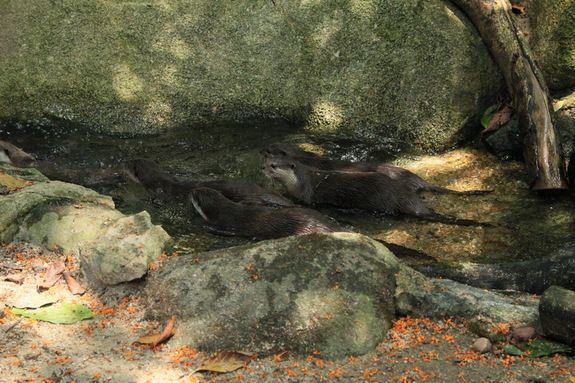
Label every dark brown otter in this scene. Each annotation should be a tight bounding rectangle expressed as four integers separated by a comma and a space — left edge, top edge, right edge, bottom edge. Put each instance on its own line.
189, 187, 350, 239
262, 155, 431, 216
262, 142, 490, 195
0, 140, 36, 167
124, 158, 295, 208
262, 156, 491, 227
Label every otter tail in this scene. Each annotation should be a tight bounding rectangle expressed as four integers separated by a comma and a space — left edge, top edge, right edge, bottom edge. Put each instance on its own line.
419, 212, 494, 227
425, 186, 493, 196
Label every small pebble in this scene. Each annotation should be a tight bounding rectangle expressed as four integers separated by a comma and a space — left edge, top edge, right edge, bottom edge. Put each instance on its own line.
471, 337, 492, 354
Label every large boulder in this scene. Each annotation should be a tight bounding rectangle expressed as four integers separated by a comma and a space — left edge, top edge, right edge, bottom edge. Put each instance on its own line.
529, 0, 575, 91
0, 0, 502, 152
0, 164, 171, 286
143, 233, 399, 359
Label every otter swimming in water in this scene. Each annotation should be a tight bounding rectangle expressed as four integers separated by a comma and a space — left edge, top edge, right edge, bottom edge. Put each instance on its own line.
189, 186, 438, 261
124, 158, 295, 208
0, 140, 36, 167
262, 156, 490, 227
262, 142, 490, 195
189, 187, 350, 239
262, 155, 431, 216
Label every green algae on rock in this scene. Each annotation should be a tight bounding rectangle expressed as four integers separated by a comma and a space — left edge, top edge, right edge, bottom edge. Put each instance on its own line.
0, 0, 502, 152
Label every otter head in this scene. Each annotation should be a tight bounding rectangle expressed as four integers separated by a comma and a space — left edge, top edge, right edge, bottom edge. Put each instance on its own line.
0, 140, 36, 167
261, 157, 304, 198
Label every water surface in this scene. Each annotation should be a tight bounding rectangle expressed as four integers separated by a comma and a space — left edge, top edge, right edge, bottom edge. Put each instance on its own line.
2, 117, 573, 264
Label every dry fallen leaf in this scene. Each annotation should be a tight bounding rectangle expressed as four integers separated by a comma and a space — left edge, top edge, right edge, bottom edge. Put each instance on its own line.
38, 257, 66, 289
4, 273, 25, 284
512, 5, 526, 15
192, 350, 257, 374
482, 105, 513, 134
63, 270, 86, 295
137, 314, 176, 347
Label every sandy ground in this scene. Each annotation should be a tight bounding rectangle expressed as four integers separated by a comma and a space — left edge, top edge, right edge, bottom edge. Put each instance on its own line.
1, 242, 574, 383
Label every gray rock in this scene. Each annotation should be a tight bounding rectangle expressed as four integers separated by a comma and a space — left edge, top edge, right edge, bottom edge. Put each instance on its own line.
395, 264, 539, 336
0, 164, 171, 286
539, 285, 575, 346
482, 118, 524, 161
143, 233, 399, 359
471, 337, 492, 354
0, 0, 502, 152
529, 0, 575, 90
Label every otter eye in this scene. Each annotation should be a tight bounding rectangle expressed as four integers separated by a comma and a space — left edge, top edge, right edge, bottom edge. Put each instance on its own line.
289, 163, 295, 169
271, 164, 277, 169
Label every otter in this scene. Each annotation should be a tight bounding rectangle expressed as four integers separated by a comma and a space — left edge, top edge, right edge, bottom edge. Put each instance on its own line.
189, 187, 350, 239
0, 140, 36, 167
124, 158, 295, 208
262, 156, 491, 226
262, 142, 490, 195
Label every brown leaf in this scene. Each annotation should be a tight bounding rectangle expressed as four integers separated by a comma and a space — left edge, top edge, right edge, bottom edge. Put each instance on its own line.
512, 5, 526, 15
137, 333, 165, 345
4, 273, 25, 284
192, 351, 257, 374
137, 314, 176, 347
482, 105, 513, 134
38, 257, 66, 289
62, 271, 86, 295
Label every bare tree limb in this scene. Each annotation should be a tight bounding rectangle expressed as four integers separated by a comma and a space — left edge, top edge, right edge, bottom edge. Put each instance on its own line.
451, 0, 567, 190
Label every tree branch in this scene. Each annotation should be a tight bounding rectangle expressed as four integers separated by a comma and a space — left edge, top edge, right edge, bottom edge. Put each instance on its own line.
451, 0, 567, 190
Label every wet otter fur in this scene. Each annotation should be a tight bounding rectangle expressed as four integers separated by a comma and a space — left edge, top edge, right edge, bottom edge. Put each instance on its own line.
262, 142, 491, 196
0, 140, 36, 167
189, 187, 350, 239
124, 158, 295, 208
262, 156, 491, 227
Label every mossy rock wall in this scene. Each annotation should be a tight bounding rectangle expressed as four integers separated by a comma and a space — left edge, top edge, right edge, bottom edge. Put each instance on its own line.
0, 0, 502, 152
529, 0, 575, 91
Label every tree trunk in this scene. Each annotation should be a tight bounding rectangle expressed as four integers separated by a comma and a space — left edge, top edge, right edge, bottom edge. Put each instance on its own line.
451, 0, 568, 190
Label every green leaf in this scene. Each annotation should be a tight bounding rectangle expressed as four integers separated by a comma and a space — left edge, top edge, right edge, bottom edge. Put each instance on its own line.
526, 339, 572, 358
11, 302, 95, 324
501, 344, 525, 356
502, 339, 572, 358
481, 104, 499, 128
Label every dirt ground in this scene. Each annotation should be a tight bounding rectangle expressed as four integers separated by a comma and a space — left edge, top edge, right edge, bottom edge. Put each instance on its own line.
1, 242, 574, 383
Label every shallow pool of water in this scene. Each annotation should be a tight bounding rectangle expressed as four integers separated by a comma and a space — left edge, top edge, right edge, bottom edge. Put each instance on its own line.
1, 117, 574, 263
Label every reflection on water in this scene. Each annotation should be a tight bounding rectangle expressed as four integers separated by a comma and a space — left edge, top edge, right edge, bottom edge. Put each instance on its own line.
1, 117, 574, 262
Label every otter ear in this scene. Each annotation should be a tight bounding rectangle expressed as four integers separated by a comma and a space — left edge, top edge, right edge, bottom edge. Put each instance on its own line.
289, 163, 295, 169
